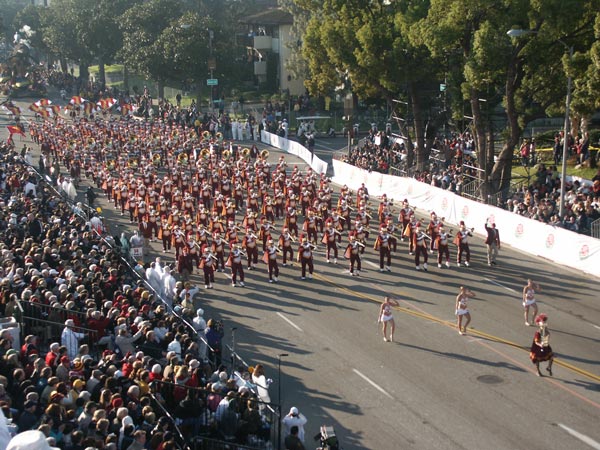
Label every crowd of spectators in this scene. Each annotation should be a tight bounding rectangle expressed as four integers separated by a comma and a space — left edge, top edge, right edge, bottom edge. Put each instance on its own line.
0, 141, 278, 450
343, 129, 600, 235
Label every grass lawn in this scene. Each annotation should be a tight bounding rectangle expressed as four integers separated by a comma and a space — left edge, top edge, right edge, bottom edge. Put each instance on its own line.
512, 164, 598, 181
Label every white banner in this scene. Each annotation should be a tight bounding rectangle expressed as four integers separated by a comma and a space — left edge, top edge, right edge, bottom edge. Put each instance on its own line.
332, 160, 600, 278
261, 130, 328, 175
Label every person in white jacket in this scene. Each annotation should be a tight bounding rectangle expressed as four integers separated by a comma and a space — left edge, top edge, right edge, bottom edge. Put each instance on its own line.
61, 319, 85, 360
282, 406, 308, 442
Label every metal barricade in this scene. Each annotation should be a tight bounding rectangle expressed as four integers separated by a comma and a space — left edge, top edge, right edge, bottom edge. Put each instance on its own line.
591, 218, 600, 239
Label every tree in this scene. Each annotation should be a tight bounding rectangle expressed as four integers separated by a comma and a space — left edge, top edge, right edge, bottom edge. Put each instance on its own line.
119, 0, 186, 98
297, 0, 443, 169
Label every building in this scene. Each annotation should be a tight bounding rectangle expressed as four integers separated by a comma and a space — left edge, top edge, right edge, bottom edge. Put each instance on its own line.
240, 8, 305, 96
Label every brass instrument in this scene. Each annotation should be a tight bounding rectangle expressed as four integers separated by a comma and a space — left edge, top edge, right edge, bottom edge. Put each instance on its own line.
216, 132, 223, 141
178, 153, 188, 165
355, 241, 366, 248
202, 130, 211, 140
540, 327, 550, 347
241, 148, 251, 158
260, 149, 269, 159
107, 160, 115, 170
222, 149, 231, 159
200, 148, 210, 159
152, 153, 161, 165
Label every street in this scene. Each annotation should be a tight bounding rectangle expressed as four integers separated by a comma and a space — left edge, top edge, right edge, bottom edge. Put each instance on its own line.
3, 95, 599, 450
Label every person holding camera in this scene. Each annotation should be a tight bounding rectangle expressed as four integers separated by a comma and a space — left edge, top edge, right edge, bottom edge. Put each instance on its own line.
282, 407, 307, 443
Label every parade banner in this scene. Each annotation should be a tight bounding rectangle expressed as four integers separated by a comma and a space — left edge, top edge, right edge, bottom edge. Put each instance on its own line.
332, 159, 600, 278
261, 130, 328, 175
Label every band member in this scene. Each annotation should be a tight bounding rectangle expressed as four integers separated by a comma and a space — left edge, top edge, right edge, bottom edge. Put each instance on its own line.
455, 286, 475, 335
264, 239, 280, 283
262, 195, 276, 223
278, 227, 295, 266
384, 218, 398, 252
374, 226, 392, 272
243, 227, 259, 270
172, 227, 186, 259
403, 213, 418, 254
273, 188, 285, 219
354, 220, 367, 254
243, 210, 258, 232
339, 200, 352, 231
427, 212, 442, 253
285, 204, 299, 237
297, 237, 315, 280
259, 217, 274, 251
302, 210, 319, 245
139, 214, 152, 244
211, 232, 226, 272
454, 221, 473, 267
200, 247, 216, 289
345, 234, 363, 276
398, 199, 413, 241
378, 296, 399, 342
159, 220, 172, 253
529, 314, 554, 376
413, 223, 429, 271
229, 243, 245, 287
435, 224, 451, 268
223, 198, 236, 223
322, 222, 338, 264
327, 209, 344, 243
523, 279, 541, 326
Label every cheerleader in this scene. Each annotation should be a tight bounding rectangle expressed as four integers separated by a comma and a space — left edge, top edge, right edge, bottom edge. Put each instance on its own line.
529, 314, 554, 376
455, 286, 475, 335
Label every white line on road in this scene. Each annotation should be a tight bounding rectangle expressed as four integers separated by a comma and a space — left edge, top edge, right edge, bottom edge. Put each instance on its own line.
484, 277, 518, 294
558, 424, 600, 449
593, 325, 600, 330
353, 369, 394, 399
364, 260, 380, 269
276, 312, 304, 332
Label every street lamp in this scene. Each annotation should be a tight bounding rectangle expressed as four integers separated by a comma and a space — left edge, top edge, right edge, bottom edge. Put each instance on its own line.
506, 28, 573, 219
277, 353, 288, 450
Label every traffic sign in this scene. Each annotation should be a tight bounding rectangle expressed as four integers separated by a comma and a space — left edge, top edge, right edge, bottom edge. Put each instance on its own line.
207, 79, 218, 86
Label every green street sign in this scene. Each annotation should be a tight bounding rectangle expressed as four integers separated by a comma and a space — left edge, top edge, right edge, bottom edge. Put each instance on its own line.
207, 79, 218, 86
439, 83, 446, 92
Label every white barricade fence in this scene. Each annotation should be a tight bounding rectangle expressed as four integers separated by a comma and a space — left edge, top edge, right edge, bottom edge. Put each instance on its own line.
261, 130, 328, 175
332, 159, 600, 278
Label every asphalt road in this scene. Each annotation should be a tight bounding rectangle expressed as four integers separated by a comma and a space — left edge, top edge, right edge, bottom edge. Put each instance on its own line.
3, 94, 599, 450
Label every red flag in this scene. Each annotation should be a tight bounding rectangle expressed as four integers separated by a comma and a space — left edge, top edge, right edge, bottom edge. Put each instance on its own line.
7, 126, 25, 136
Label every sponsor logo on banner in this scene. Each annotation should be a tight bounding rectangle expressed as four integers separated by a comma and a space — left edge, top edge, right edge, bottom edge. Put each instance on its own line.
579, 244, 590, 260
545, 234, 555, 248
441, 197, 448, 211
461, 205, 469, 219
515, 223, 524, 237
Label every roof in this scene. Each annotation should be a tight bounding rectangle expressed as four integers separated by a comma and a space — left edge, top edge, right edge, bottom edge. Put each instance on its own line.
241, 8, 293, 26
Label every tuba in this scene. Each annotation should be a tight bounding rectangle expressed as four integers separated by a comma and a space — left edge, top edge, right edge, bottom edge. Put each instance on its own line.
202, 130, 211, 141
241, 148, 251, 158
107, 159, 115, 170
260, 149, 269, 160
222, 149, 231, 159
216, 132, 223, 142
178, 152, 188, 165
152, 153, 161, 166
200, 148, 210, 159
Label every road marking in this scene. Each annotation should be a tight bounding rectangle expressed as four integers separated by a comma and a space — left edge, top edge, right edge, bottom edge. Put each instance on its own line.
558, 424, 600, 449
593, 325, 600, 330
314, 142, 338, 151
352, 369, 394, 399
276, 312, 303, 332
364, 260, 379, 268
484, 277, 518, 293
